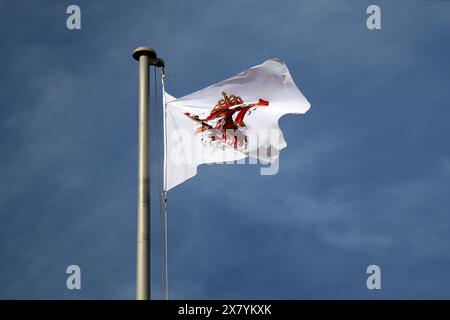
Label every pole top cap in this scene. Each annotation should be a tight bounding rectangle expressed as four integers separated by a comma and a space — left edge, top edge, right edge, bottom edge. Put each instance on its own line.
150, 57, 165, 68
132, 47, 157, 61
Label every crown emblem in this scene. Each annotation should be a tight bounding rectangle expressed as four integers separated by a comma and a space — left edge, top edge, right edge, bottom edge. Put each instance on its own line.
213, 92, 244, 111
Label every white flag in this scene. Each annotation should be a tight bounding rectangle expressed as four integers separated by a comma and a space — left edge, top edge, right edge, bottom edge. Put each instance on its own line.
163, 58, 310, 191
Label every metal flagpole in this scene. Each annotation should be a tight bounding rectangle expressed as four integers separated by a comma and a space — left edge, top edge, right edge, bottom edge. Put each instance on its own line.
132, 46, 164, 300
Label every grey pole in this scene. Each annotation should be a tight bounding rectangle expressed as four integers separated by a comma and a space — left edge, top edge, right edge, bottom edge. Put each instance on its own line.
133, 47, 156, 300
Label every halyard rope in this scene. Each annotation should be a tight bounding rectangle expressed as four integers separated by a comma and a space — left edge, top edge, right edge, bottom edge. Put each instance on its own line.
153, 67, 166, 300
161, 67, 169, 300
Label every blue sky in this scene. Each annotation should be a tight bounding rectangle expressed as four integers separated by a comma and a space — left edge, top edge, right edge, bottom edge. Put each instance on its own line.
1, 0, 450, 299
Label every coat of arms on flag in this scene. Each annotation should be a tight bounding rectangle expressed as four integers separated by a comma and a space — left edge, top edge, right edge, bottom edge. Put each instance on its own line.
184, 91, 269, 151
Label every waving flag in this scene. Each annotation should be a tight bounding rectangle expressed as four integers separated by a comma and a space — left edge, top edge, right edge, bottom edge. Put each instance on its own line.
163, 58, 310, 191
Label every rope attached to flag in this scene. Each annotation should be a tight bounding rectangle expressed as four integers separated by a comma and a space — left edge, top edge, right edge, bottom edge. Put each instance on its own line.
160, 67, 169, 300
153, 65, 169, 300
153, 67, 166, 300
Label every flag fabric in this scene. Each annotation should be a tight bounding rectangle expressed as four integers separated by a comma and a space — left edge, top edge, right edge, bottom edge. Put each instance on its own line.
163, 58, 310, 191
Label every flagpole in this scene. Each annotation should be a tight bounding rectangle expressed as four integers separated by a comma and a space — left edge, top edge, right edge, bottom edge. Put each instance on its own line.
132, 47, 165, 300
132, 46, 156, 300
